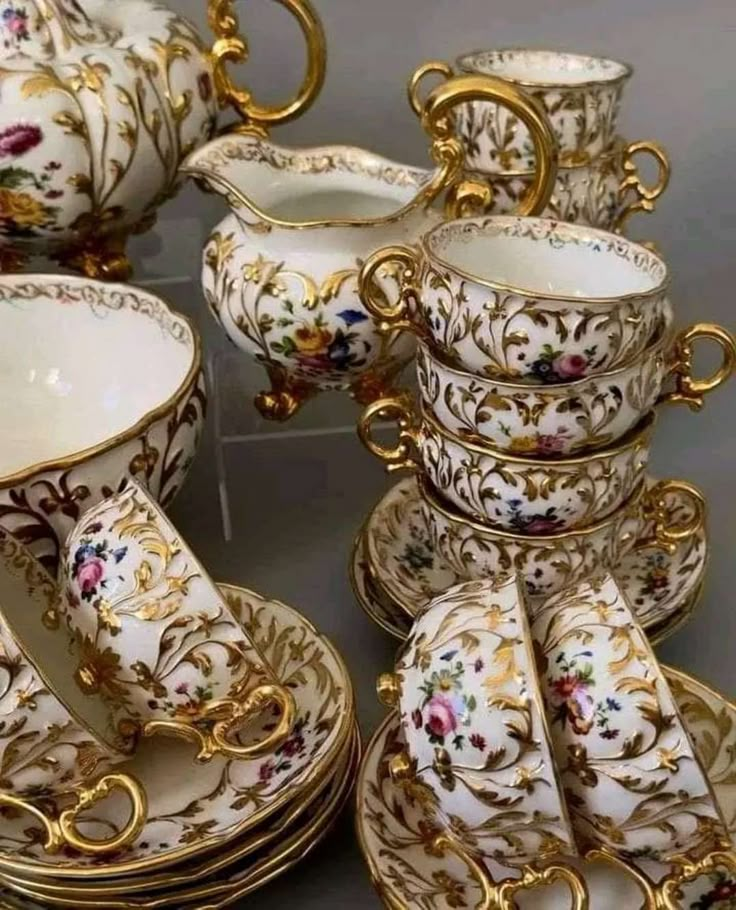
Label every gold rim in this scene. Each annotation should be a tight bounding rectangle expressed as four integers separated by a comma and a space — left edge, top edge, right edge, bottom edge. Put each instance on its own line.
0, 583, 356, 880
0, 276, 202, 489
0, 727, 361, 900
421, 401, 656, 464
455, 47, 633, 89
421, 215, 670, 303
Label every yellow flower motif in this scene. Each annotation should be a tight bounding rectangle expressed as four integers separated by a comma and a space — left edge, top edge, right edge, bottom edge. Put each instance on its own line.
656, 747, 680, 772
0, 189, 49, 227
294, 325, 331, 354
97, 600, 122, 633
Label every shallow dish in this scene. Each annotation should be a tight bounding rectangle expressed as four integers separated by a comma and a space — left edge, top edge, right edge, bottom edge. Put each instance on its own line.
357, 666, 736, 910
353, 474, 708, 636
0, 275, 205, 572
0, 584, 354, 879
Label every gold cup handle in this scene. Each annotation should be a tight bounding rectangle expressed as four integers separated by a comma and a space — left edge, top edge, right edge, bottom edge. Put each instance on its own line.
0, 773, 147, 856
208, 0, 326, 130
431, 833, 589, 910
358, 396, 421, 473
637, 479, 705, 554
143, 683, 296, 763
407, 60, 455, 117
660, 322, 736, 411
420, 74, 558, 218
358, 244, 422, 334
614, 139, 671, 233
656, 850, 736, 909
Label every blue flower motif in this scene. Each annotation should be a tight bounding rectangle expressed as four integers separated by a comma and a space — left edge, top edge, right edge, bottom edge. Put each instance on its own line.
74, 543, 96, 563
440, 650, 458, 662
606, 698, 621, 711
337, 309, 368, 326
112, 547, 128, 563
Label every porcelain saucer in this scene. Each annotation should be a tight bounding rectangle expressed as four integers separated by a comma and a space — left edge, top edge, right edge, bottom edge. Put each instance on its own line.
0, 723, 361, 908
357, 667, 736, 910
0, 585, 355, 880
353, 476, 706, 642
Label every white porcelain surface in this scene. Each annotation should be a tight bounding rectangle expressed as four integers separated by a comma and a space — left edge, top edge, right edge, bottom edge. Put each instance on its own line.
0, 0, 216, 258
530, 573, 729, 859
394, 577, 577, 865
0, 275, 205, 572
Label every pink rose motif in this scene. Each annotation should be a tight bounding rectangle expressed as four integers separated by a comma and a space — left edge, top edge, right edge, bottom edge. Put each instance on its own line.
552, 353, 588, 380
0, 123, 42, 158
524, 516, 564, 535
536, 434, 567, 456
426, 694, 458, 737
76, 557, 105, 594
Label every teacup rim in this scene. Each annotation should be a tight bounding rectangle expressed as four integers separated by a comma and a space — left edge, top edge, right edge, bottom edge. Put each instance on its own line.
455, 47, 634, 89
421, 399, 656, 464
418, 327, 671, 391
420, 215, 670, 303
0, 528, 124, 756
419, 472, 645, 541
0, 274, 202, 489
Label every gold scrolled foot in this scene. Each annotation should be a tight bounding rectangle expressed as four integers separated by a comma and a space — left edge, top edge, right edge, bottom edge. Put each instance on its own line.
0, 245, 28, 273
254, 365, 317, 421
57, 234, 133, 282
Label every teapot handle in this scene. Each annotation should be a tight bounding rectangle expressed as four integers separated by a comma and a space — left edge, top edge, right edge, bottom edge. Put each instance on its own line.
209, 0, 326, 130
415, 73, 558, 218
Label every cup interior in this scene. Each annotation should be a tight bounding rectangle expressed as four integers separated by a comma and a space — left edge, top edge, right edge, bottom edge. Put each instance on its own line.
424, 217, 666, 300
457, 48, 631, 87
0, 278, 196, 478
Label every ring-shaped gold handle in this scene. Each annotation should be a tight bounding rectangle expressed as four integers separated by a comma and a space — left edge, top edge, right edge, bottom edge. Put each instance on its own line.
208, 0, 326, 129
0, 773, 147, 856
638, 479, 705, 554
660, 322, 736, 411
431, 833, 589, 910
421, 74, 558, 217
143, 683, 296, 762
657, 850, 736, 909
407, 60, 455, 117
614, 139, 671, 233
358, 396, 420, 473
358, 244, 422, 333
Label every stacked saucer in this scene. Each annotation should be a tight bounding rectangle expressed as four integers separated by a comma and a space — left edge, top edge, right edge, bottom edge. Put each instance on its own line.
357, 574, 736, 909
409, 48, 670, 232
354, 214, 735, 641
0, 482, 356, 908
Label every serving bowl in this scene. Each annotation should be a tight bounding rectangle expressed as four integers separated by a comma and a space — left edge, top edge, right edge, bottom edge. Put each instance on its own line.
0, 274, 206, 572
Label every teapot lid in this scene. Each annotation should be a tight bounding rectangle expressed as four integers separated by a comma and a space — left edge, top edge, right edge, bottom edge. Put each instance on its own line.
0, 0, 119, 60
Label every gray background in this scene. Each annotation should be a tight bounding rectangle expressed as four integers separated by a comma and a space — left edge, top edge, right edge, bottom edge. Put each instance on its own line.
130, 0, 735, 905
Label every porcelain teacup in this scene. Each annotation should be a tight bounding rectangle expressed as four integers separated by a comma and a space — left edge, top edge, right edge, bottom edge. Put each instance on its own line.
359, 215, 671, 381
376, 576, 588, 905
530, 572, 732, 860
0, 527, 147, 856
416, 323, 736, 455
410, 49, 632, 170
418, 475, 705, 596
360, 397, 652, 531
53, 481, 296, 763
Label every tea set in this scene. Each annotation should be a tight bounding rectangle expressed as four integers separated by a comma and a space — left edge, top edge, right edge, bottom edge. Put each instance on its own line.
0, 0, 734, 906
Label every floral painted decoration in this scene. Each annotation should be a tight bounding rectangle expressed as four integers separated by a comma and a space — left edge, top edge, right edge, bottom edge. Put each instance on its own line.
529, 344, 600, 384
70, 527, 127, 603
507, 499, 567, 535
272, 309, 369, 373
691, 872, 736, 909
414, 658, 481, 750
1, 4, 30, 49
258, 714, 309, 783
0, 123, 66, 233
547, 651, 621, 740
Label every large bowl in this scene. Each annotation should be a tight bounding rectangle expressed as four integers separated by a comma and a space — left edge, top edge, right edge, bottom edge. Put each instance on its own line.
0, 275, 206, 572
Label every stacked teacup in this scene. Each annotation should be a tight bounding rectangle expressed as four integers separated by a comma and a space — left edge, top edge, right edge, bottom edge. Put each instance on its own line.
358, 214, 735, 598
408, 48, 670, 232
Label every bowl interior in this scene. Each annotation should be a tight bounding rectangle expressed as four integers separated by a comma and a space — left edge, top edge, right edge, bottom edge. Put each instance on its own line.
0, 280, 195, 478
457, 48, 631, 87
425, 217, 666, 299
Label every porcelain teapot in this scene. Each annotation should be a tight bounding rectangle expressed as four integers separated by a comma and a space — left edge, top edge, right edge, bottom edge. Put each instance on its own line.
183, 75, 558, 420
0, 0, 325, 279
